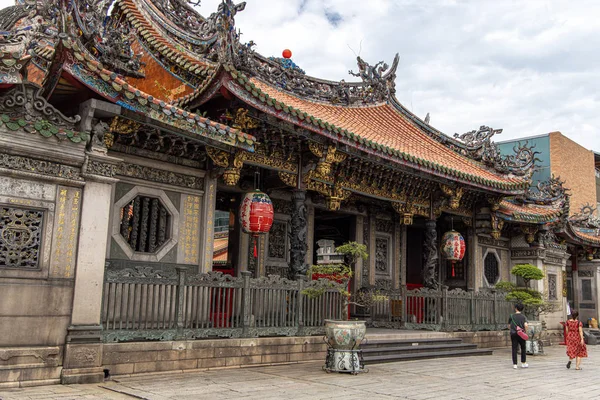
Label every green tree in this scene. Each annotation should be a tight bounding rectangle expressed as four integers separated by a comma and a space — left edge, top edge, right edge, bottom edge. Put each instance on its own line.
511, 263, 544, 288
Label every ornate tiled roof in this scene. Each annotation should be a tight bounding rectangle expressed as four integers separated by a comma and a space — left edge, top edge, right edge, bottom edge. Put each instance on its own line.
497, 198, 563, 223
223, 68, 529, 192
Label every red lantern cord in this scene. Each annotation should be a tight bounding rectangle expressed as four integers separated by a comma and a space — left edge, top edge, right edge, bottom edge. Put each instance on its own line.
451, 261, 455, 278
253, 236, 258, 258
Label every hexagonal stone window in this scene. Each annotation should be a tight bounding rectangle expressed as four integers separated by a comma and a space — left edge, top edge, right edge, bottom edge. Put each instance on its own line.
119, 196, 171, 253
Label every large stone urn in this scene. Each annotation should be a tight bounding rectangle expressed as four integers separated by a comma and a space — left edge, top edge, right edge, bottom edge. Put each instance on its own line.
526, 320, 545, 355
323, 319, 367, 374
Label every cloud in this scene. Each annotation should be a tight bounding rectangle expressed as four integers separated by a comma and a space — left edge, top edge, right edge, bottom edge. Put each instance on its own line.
198, 0, 600, 151
0, 0, 596, 151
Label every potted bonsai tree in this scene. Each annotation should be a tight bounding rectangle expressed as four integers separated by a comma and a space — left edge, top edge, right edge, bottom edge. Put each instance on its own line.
303, 241, 385, 374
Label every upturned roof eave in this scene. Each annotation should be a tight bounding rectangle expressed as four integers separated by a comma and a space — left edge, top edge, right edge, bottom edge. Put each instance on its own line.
222, 67, 528, 195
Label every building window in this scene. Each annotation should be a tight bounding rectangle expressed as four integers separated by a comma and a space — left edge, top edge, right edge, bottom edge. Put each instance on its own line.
484, 251, 500, 285
119, 196, 171, 253
548, 274, 557, 300
582, 279, 593, 301
0, 207, 44, 269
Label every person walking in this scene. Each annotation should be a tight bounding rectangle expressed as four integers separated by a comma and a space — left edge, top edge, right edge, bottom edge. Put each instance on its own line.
565, 310, 587, 370
509, 303, 529, 369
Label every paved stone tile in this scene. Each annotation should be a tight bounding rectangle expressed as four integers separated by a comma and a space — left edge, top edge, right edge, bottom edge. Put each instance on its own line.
0, 345, 598, 399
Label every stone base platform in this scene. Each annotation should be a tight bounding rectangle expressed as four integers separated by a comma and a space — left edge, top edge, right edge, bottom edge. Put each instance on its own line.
0, 329, 528, 387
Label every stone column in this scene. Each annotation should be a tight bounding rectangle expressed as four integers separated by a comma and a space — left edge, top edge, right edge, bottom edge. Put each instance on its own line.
399, 224, 407, 287
354, 216, 364, 289
423, 219, 439, 289
288, 190, 308, 279
467, 229, 477, 291
199, 175, 217, 273
368, 215, 376, 287
393, 219, 402, 289
62, 153, 120, 384
305, 203, 315, 267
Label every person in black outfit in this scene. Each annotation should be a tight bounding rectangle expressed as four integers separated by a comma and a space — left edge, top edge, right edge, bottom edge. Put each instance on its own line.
508, 303, 529, 369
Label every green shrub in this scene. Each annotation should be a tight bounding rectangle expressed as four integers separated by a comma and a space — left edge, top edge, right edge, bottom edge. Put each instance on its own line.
511, 263, 544, 288
495, 281, 516, 292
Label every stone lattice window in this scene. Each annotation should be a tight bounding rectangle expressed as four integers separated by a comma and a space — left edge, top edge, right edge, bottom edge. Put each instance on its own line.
548, 274, 557, 300
119, 196, 170, 253
0, 206, 44, 268
484, 252, 499, 285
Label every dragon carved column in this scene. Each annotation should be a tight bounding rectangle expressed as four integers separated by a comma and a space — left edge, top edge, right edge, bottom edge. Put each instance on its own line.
423, 219, 439, 289
288, 190, 309, 279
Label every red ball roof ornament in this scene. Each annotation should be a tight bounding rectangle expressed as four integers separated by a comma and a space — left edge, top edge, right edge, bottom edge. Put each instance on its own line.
282, 49, 292, 59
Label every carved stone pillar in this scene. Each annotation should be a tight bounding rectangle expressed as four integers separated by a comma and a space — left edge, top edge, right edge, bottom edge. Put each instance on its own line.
467, 228, 477, 291
393, 220, 403, 289
423, 219, 439, 289
288, 190, 308, 279
199, 175, 217, 273
62, 153, 120, 384
354, 215, 365, 289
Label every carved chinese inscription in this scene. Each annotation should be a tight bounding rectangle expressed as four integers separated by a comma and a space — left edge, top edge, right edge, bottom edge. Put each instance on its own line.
0, 206, 44, 268
49, 187, 82, 278
182, 195, 201, 264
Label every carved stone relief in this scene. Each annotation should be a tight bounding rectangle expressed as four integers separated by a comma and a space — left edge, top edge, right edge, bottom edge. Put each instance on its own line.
0, 153, 82, 181
268, 221, 287, 260
0, 206, 44, 269
548, 273, 557, 300
375, 236, 390, 275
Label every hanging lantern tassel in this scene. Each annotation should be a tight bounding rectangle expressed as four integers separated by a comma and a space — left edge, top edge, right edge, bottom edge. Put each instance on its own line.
253, 236, 258, 258
451, 261, 456, 277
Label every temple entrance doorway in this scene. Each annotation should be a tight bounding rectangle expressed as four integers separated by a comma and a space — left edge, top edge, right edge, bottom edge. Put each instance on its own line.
312, 210, 355, 265
212, 191, 240, 275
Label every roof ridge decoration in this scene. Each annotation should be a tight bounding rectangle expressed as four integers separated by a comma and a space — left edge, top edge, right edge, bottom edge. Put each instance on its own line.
235, 48, 400, 106
452, 125, 540, 178
570, 205, 600, 229
0, 83, 88, 143
148, 0, 245, 43
73, 0, 146, 77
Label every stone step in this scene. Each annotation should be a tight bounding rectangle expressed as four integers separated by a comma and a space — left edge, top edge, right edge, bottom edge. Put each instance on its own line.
363, 338, 463, 348
362, 343, 478, 357
363, 348, 493, 364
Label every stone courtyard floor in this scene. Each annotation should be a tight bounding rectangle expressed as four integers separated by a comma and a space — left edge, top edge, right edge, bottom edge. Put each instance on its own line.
1, 345, 599, 400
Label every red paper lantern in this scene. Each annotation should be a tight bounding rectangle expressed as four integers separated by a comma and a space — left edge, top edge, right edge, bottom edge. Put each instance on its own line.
239, 190, 274, 258
282, 49, 292, 59
440, 230, 466, 277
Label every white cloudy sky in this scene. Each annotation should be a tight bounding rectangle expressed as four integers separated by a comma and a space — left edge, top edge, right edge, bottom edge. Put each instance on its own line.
2, 0, 598, 151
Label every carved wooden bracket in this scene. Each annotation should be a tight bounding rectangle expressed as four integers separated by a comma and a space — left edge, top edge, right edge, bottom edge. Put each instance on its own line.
278, 171, 298, 187
391, 200, 429, 225
520, 225, 539, 244
308, 142, 347, 180
305, 179, 351, 211
440, 184, 464, 210
487, 196, 503, 212
490, 214, 505, 239
206, 147, 244, 186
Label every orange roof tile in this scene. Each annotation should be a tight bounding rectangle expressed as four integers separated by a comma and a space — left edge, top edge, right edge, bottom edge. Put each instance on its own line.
228, 73, 528, 192
498, 199, 562, 223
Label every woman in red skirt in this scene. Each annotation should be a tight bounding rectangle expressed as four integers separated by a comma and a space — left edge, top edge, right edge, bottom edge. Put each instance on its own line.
565, 310, 587, 370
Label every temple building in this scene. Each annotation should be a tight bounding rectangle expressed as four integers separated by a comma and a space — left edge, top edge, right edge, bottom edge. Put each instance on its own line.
0, 0, 599, 387
499, 133, 600, 323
